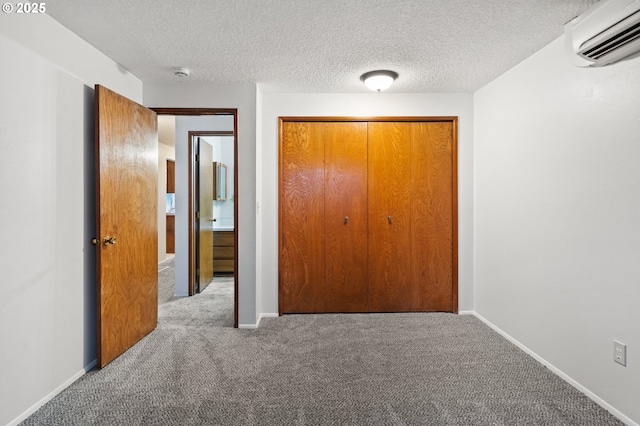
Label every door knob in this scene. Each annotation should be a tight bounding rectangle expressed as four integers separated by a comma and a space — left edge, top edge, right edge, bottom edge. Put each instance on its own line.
344, 216, 349, 224
103, 236, 117, 245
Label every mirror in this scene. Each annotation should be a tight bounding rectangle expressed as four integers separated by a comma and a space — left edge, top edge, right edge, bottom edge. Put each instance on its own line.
214, 162, 227, 201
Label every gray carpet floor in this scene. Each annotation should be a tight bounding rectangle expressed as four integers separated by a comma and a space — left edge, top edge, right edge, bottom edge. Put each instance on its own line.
21, 270, 622, 425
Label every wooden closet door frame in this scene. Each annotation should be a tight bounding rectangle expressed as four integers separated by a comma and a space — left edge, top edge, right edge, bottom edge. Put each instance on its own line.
278, 116, 458, 314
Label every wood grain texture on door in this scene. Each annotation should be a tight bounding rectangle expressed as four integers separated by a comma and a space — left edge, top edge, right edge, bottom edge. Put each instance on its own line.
166, 159, 175, 193
213, 231, 235, 274
367, 122, 412, 312
410, 122, 454, 311
95, 85, 158, 368
280, 122, 326, 313
166, 215, 175, 253
279, 117, 458, 315
324, 122, 368, 312
198, 138, 215, 292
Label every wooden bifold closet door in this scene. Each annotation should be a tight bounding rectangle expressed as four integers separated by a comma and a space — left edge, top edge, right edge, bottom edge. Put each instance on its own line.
279, 118, 457, 314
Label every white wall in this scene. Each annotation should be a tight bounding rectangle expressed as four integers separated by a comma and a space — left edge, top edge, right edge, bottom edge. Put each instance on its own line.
0, 14, 143, 426
474, 36, 640, 424
258, 93, 474, 315
255, 87, 263, 324
208, 136, 235, 230
144, 83, 257, 326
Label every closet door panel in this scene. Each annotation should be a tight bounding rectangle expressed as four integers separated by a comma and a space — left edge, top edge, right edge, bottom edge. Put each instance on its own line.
410, 122, 455, 311
280, 118, 457, 315
324, 122, 368, 312
367, 122, 412, 311
280, 122, 326, 313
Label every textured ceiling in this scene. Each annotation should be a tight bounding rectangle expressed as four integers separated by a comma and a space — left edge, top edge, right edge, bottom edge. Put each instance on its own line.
46, 0, 598, 93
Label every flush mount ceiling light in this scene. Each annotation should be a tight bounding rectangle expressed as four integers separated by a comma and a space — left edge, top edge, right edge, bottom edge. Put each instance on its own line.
360, 70, 399, 92
173, 67, 191, 78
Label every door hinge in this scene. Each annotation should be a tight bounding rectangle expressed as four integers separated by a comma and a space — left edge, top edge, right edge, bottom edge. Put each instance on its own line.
195, 154, 200, 162
196, 268, 200, 277
196, 211, 200, 219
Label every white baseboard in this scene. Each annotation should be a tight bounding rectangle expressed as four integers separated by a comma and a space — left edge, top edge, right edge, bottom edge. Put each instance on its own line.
238, 312, 278, 329
237, 324, 258, 329
8, 359, 97, 426
467, 311, 638, 426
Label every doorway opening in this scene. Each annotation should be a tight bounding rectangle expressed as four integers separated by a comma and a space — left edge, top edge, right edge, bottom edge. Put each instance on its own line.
191, 131, 235, 294
153, 108, 238, 328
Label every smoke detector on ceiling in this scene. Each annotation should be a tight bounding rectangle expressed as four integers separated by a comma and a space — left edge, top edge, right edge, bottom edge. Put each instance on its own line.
173, 67, 191, 78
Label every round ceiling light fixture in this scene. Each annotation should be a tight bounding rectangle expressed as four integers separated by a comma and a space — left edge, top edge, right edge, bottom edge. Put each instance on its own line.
173, 67, 191, 78
360, 70, 398, 92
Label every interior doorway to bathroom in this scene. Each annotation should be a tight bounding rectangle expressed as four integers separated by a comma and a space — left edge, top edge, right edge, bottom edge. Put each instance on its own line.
191, 132, 235, 293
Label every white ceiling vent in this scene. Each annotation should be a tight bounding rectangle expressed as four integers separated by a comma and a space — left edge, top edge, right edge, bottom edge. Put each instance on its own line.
565, 0, 640, 67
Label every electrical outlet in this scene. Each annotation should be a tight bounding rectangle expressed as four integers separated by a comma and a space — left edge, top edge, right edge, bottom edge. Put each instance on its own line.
614, 340, 626, 366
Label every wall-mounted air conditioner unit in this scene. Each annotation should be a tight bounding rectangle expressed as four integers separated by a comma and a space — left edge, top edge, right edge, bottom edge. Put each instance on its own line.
565, 0, 640, 67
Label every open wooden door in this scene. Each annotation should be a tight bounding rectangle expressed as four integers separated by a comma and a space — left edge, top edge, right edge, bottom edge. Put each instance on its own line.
198, 137, 215, 292
95, 85, 158, 368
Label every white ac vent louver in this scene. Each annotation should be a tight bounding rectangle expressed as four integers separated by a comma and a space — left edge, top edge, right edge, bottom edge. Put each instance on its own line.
565, 0, 640, 67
